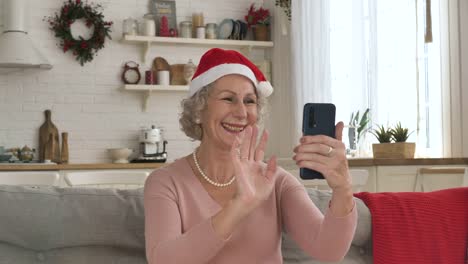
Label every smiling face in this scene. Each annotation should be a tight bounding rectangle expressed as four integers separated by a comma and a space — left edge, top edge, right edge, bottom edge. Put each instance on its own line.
200, 74, 258, 150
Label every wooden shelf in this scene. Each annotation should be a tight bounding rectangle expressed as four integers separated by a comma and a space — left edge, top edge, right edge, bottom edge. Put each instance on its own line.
124, 84, 189, 92
121, 35, 274, 110
121, 35, 274, 62
123, 85, 189, 111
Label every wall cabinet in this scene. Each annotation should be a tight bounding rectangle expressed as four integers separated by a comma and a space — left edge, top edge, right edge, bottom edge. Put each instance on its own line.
353, 166, 377, 192
376, 166, 420, 192
374, 165, 467, 192
59, 169, 153, 188
0, 171, 61, 186
0, 169, 155, 188
290, 165, 467, 193
3, 164, 465, 192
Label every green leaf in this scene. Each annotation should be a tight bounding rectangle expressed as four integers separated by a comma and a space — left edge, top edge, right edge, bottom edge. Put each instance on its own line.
354, 111, 360, 126
359, 108, 370, 127
372, 124, 392, 143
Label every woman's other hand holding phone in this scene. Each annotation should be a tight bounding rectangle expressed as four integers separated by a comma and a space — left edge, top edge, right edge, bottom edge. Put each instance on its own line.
293, 121, 354, 216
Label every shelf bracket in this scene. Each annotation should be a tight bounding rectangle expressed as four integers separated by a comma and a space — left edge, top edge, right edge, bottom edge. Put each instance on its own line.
143, 90, 151, 112
143, 41, 151, 63
240, 46, 253, 57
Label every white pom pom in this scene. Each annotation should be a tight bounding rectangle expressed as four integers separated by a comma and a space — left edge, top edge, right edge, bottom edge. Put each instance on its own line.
257, 81, 273, 97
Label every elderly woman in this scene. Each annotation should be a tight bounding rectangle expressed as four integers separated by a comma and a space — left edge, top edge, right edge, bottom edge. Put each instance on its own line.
144, 48, 357, 263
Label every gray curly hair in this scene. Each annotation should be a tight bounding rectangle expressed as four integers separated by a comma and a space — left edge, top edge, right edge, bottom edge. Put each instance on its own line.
179, 83, 268, 141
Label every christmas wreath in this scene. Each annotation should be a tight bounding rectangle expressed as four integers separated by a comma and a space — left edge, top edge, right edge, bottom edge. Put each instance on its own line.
46, 0, 113, 66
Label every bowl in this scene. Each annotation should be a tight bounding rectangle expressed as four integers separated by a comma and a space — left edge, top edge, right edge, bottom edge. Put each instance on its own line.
107, 148, 133, 164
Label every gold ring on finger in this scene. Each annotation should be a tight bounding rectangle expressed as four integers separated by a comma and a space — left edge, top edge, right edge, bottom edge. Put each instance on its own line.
326, 146, 333, 156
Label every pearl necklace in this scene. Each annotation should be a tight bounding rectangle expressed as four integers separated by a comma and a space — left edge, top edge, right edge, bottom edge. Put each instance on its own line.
192, 151, 236, 187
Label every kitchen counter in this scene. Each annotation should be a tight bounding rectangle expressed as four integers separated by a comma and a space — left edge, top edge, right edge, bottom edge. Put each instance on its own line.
0, 158, 466, 171
347, 157, 468, 166
0, 163, 167, 171
278, 157, 468, 170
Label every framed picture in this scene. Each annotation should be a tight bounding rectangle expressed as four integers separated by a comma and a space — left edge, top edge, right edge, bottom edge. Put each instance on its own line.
151, 0, 177, 36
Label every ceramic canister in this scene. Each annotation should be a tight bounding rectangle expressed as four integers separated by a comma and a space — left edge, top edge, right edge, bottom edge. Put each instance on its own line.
196, 27, 206, 39
157, 70, 170, 85
180, 21, 192, 38
143, 14, 156, 36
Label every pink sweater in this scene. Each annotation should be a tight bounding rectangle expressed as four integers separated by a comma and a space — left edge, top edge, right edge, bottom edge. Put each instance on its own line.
144, 158, 357, 263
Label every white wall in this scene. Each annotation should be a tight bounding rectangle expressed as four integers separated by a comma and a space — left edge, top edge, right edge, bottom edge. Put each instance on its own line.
0, 0, 269, 163
263, 4, 294, 159
0, 0, 464, 164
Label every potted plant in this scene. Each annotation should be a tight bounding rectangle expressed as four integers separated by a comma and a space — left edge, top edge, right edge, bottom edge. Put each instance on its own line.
245, 4, 271, 41
390, 122, 415, 158
370, 125, 393, 159
371, 123, 415, 159
348, 108, 371, 150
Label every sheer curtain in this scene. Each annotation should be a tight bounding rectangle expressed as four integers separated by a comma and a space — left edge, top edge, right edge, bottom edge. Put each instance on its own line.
329, 0, 420, 155
329, 0, 371, 133
290, 0, 331, 143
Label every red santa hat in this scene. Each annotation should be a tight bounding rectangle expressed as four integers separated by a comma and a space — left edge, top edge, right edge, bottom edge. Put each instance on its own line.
189, 48, 273, 97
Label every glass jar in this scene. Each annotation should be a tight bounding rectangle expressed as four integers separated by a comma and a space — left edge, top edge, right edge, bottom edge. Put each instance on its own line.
123, 18, 138, 36
344, 125, 357, 158
180, 21, 192, 38
183, 59, 197, 83
205, 23, 217, 39
192, 12, 204, 36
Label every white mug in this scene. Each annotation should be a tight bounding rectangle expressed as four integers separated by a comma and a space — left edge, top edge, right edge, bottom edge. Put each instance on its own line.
157, 71, 170, 85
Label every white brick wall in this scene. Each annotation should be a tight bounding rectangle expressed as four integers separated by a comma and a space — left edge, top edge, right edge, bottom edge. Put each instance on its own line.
0, 0, 271, 163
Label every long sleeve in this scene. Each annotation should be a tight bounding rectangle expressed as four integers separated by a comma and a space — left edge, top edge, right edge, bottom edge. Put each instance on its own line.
144, 171, 227, 264
280, 179, 357, 262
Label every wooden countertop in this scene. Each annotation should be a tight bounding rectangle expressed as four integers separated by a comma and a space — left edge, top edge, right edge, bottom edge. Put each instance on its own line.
278, 157, 468, 170
0, 163, 167, 171
0, 158, 466, 171
348, 157, 468, 166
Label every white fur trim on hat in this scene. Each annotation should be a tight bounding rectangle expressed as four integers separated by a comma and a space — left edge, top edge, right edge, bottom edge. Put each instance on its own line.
189, 64, 257, 97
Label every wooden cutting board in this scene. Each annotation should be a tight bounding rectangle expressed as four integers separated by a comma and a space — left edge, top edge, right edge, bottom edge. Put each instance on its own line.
39, 109, 61, 163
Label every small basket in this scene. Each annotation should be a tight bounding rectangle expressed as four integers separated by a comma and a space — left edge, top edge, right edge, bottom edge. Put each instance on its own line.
372, 142, 415, 159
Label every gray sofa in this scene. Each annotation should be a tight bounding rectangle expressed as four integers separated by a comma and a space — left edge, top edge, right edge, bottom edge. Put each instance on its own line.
0, 185, 372, 264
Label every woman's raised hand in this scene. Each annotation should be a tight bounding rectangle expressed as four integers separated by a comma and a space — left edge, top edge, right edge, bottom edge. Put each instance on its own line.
231, 125, 277, 210
211, 126, 278, 239
293, 121, 352, 192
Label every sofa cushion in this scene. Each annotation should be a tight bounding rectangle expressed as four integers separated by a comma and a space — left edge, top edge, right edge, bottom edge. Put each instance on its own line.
0, 185, 146, 264
308, 189, 371, 246
0, 244, 146, 264
281, 189, 372, 263
0, 185, 372, 264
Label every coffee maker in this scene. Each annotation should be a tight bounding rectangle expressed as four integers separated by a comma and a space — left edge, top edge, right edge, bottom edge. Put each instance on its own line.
132, 125, 167, 163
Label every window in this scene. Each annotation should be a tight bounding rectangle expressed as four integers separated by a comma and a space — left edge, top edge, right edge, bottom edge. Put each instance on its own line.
329, 0, 444, 157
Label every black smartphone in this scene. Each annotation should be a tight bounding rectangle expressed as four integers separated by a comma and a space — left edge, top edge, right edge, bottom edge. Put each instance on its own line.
300, 103, 336, 180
